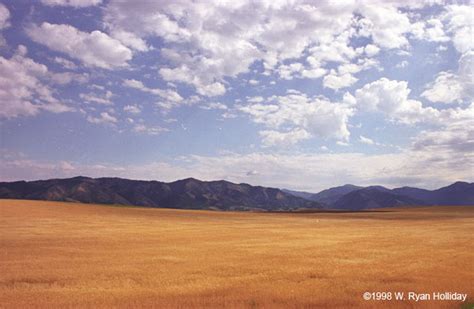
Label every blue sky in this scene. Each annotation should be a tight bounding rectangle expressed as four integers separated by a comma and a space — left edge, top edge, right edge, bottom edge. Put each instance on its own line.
0, 0, 472, 191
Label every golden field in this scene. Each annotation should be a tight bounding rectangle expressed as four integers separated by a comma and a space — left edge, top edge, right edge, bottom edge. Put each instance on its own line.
0, 199, 473, 308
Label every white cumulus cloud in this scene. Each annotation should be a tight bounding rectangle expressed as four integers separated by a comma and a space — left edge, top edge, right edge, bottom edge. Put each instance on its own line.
239, 92, 354, 146
27, 22, 132, 69
351, 78, 439, 124
422, 51, 474, 104
442, 4, 474, 54
0, 45, 73, 118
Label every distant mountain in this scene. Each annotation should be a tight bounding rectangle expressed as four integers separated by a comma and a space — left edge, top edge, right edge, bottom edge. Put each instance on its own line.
308, 184, 362, 205
0, 176, 322, 211
432, 181, 474, 205
1, 177, 472, 211
392, 182, 474, 205
281, 189, 315, 201
332, 187, 424, 210
391, 186, 434, 202
284, 181, 474, 210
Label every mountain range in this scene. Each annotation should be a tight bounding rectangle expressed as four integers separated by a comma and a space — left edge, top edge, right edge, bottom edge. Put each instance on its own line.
285, 181, 474, 210
0, 176, 473, 211
0, 176, 321, 211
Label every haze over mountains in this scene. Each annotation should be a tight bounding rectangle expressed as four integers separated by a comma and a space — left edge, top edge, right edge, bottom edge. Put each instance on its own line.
0, 177, 473, 211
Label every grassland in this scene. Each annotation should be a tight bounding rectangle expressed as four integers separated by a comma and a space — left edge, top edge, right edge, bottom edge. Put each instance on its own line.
0, 199, 473, 308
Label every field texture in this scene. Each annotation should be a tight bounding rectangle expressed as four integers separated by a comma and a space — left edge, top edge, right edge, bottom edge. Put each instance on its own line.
0, 200, 473, 308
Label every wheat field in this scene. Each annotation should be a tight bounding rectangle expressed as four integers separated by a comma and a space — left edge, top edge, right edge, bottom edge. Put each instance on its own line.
0, 199, 473, 308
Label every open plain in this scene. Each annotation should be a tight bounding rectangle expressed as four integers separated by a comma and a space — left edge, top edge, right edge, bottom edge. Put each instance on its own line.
0, 199, 473, 308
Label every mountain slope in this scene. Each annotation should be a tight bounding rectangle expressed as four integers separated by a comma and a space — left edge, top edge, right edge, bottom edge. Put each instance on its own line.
392, 182, 474, 205
392, 186, 434, 203
1, 177, 472, 211
332, 187, 425, 210
430, 181, 474, 205
0, 176, 322, 211
281, 189, 315, 201
285, 182, 474, 210
309, 184, 363, 205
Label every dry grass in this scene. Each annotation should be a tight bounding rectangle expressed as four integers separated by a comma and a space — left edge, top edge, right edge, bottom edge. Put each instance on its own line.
0, 199, 473, 308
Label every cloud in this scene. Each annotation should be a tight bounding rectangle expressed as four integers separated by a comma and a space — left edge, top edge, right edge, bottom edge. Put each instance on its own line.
422, 7, 474, 105
102, 2, 359, 95
364, 44, 380, 57
3, 149, 471, 193
50, 71, 89, 85
395, 60, 409, 68
413, 122, 474, 154
122, 79, 183, 106
247, 96, 264, 103
0, 45, 73, 118
301, 67, 327, 79
276, 62, 327, 81
100, 1, 449, 98
322, 57, 379, 90
246, 170, 258, 176
2, 1, 472, 193
277, 63, 303, 80
260, 129, 311, 148
109, 30, 149, 52
413, 18, 450, 43
323, 71, 358, 90
421, 51, 474, 103
86, 112, 117, 124
199, 102, 228, 111
351, 77, 439, 124
40, 0, 102, 8
239, 92, 354, 145
307, 29, 359, 65
356, 3, 413, 49
336, 141, 350, 147
80, 90, 113, 105
359, 135, 375, 145
58, 161, 75, 171
421, 72, 463, 103
442, 4, 474, 54
133, 123, 168, 136
0, 3, 10, 30
0, 156, 127, 183
27, 22, 132, 69
53, 57, 77, 70
123, 104, 141, 114
409, 104, 474, 178
159, 66, 226, 97
0, 3, 10, 46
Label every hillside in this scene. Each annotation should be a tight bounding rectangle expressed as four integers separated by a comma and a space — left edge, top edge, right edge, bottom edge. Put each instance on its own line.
308, 184, 363, 204
0, 176, 321, 211
285, 181, 474, 210
332, 187, 425, 210
1, 177, 472, 211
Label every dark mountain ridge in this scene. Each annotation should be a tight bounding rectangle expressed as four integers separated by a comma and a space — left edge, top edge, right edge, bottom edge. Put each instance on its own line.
0, 176, 322, 211
0, 177, 472, 211
332, 187, 425, 210
306, 184, 363, 204
285, 181, 474, 210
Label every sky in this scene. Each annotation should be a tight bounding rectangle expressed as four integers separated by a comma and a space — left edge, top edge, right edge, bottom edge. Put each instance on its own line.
0, 0, 473, 192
